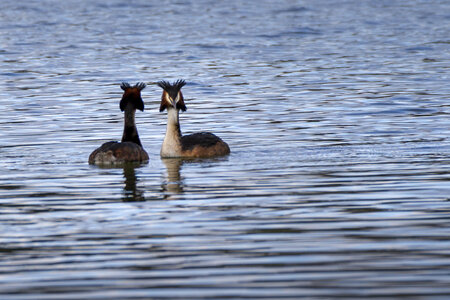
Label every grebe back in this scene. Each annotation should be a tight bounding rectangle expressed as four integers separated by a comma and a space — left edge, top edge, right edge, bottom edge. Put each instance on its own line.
158, 79, 230, 158
89, 82, 149, 165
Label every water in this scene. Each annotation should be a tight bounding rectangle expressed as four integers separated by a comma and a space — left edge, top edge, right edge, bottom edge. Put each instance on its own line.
1, 0, 449, 299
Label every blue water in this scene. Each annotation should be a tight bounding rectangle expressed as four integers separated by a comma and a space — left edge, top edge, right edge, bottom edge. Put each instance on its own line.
1, 0, 449, 299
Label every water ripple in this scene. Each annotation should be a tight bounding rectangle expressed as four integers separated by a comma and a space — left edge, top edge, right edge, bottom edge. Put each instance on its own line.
0, 0, 449, 299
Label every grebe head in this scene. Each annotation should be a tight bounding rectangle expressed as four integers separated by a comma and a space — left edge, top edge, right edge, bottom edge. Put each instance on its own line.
120, 82, 146, 112
157, 79, 187, 112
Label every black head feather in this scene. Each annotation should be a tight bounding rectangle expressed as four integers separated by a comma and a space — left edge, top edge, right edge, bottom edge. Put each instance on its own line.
120, 82, 131, 91
121, 82, 146, 91
134, 82, 146, 91
157, 79, 186, 100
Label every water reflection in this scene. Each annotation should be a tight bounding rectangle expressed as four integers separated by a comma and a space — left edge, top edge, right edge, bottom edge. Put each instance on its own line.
161, 158, 184, 199
122, 163, 146, 201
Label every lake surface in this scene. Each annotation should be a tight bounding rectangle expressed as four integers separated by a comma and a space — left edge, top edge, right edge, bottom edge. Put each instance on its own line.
1, 0, 449, 299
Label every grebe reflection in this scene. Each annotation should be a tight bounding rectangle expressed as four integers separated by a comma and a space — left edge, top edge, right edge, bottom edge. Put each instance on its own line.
161, 158, 184, 197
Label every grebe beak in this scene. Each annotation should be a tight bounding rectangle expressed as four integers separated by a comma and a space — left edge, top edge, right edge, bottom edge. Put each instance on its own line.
169, 97, 177, 108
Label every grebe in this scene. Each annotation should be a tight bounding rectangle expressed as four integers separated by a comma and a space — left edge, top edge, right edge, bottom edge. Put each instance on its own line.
89, 82, 149, 165
158, 79, 230, 158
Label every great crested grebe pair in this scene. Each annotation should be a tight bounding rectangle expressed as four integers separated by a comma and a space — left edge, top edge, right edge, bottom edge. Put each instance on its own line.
88, 80, 230, 164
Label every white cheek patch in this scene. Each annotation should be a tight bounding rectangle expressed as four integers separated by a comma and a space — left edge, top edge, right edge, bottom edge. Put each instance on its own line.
164, 93, 174, 106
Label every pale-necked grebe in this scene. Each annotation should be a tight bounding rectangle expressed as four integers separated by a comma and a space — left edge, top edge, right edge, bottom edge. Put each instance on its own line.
89, 82, 149, 164
158, 79, 230, 158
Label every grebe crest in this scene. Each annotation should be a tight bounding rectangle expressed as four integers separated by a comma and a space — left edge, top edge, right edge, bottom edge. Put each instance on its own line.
158, 79, 230, 158
89, 82, 149, 165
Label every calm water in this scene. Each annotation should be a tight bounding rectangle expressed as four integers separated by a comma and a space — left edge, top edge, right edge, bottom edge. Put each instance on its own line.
1, 0, 450, 299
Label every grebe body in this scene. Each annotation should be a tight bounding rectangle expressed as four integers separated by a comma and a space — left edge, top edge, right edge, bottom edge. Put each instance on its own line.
158, 80, 230, 158
89, 82, 149, 165
89, 141, 148, 164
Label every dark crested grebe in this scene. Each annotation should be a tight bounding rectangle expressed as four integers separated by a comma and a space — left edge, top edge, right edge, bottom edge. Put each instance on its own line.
89, 82, 149, 164
158, 80, 230, 158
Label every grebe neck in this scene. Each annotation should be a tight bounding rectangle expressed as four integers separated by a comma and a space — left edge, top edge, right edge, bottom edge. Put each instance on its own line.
122, 105, 142, 146
166, 108, 181, 137
161, 108, 182, 157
